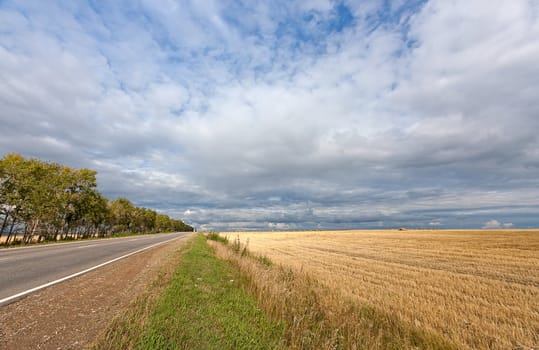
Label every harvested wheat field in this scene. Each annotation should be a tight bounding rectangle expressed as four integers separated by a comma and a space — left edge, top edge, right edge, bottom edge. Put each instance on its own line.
224, 230, 539, 349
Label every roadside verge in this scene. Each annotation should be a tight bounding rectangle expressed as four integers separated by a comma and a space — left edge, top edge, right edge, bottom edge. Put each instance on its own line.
92, 233, 286, 349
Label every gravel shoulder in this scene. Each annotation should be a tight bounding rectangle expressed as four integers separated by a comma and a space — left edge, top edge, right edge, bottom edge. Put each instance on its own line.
0, 233, 193, 350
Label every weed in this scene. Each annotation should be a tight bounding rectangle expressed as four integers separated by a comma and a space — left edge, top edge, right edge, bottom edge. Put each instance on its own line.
206, 232, 229, 244
241, 238, 249, 257
232, 235, 241, 253
256, 255, 273, 267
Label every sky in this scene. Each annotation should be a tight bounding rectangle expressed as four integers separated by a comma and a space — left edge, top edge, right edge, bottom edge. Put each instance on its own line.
1, 0, 538, 231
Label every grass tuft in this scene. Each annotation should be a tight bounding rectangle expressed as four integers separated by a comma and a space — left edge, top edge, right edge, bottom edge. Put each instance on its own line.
256, 255, 273, 267
206, 232, 229, 244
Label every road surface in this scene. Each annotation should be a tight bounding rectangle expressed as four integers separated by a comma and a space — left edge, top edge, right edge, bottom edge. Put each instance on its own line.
0, 232, 191, 305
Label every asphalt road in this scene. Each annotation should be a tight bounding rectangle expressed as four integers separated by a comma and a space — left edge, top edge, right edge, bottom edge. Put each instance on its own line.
0, 232, 191, 305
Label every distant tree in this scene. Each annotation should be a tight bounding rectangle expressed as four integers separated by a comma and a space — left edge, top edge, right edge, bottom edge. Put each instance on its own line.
79, 189, 108, 238
0, 154, 24, 242
155, 214, 171, 233
108, 198, 135, 233
141, 208, 157, 233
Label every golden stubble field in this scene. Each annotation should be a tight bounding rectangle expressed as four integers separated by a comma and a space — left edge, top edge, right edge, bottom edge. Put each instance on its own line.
223, 230, 539, 349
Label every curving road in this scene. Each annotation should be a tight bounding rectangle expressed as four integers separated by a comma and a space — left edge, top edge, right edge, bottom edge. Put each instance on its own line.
0, 232, 192, 306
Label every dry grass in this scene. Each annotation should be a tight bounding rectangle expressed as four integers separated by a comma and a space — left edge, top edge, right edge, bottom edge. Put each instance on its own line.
210, 240, 456, 349
220, 230, 539, 350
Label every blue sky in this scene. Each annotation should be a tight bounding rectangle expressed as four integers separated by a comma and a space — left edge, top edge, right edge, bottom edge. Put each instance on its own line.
1, 0, 539, 230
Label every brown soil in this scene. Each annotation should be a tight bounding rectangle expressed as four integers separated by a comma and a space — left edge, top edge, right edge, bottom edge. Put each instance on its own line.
0, 234, 193, 350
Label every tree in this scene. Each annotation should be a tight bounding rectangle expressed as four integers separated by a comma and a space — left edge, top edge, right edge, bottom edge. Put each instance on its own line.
155, 214, 171, 233
108, 198, 135, 233
0, 153, 193, 245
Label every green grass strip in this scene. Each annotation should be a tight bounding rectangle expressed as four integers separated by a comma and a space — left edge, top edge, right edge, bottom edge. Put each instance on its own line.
136, 233, 286, 350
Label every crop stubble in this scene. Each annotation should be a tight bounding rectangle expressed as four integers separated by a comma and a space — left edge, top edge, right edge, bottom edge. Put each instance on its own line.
225, 230, 539, 349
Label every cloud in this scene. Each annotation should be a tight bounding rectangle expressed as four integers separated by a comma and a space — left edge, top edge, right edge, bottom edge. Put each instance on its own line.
1, 0, 538, 230
483, 220, 514, 229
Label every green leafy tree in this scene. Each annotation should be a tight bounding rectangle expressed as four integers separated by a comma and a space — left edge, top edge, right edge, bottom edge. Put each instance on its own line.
1, 153, 192, 245
108, 198, 136, 233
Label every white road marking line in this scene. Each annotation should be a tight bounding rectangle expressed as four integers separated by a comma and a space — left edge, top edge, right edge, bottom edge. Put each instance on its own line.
77, 244, 98, 249
0, 233, 179, 251
0, 239, 106, 251
0, 235, 186, 306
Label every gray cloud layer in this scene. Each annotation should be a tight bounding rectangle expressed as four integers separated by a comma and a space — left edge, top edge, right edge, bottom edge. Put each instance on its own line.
1, 0, 538, 230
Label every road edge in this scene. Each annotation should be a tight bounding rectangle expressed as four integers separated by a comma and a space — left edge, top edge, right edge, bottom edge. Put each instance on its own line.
0, 234, 188, 306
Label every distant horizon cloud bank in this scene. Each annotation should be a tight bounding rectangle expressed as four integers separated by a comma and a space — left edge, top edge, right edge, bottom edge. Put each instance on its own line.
1, 0, 538, 230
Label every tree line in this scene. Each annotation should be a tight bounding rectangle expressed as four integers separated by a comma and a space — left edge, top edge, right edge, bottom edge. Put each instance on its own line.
0, 153, 193, 245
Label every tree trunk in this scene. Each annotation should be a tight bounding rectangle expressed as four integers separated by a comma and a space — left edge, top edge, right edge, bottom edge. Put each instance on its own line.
27, 218, 40, 244
5, 217, 16, 244
0, 212, 9, 241
22, 222, 29, 244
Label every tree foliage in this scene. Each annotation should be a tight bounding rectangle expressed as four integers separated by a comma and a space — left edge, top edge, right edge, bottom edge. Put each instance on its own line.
0, 153, 193, 245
